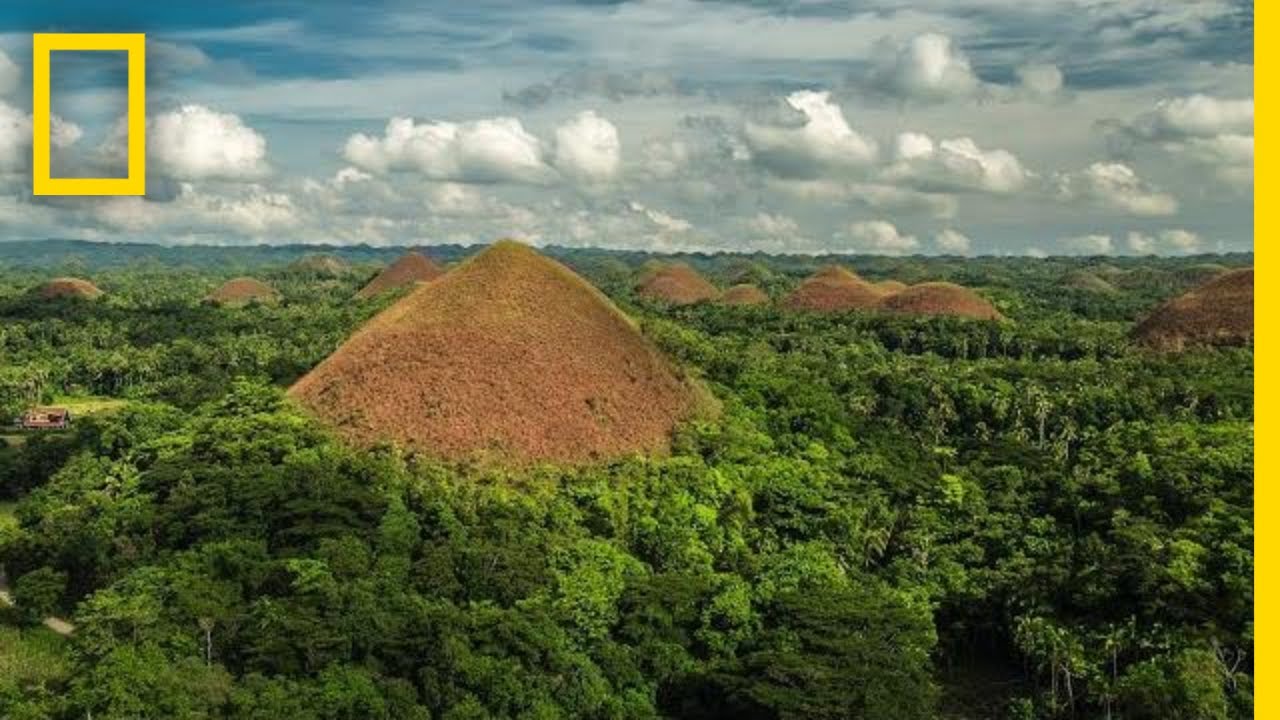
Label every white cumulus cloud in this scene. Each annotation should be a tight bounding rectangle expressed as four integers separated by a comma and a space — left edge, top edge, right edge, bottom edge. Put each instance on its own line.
844, 220, 918, 254
887, 133, 1029, 193
1055, 162, 1178, 216
552, 110, 621, 182
95, 183, 298, 238
1129, 94, 1253, 140
1105, 94, 1252, 189
934, 228, 972, 254
147, 105, 268, 180
344, 116, 550, 184
870, 33, 981, 102
1126, 229, 1202, 255
1, 101, 82, 171
745, 90, 878, 178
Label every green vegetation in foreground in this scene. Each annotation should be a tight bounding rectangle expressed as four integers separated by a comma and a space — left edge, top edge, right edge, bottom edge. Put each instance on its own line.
0, 248, 1254, 720
0, 501, 16, 532
0, 625, 72, 698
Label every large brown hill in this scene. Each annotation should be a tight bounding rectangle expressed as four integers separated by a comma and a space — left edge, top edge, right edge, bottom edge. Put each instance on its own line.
356, 251, 445, 299
35, 277, 103, 300
718, 284, 769, 306
1132, 268, 1253, 350
205, 277, 280, 307
289, 240, 714, 464
878, 282, 1003, 320
636, 264, 719, 305
782, 266, 884, 313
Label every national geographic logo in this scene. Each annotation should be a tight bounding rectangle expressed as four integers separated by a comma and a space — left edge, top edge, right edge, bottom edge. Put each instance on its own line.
31, 33, 145, 196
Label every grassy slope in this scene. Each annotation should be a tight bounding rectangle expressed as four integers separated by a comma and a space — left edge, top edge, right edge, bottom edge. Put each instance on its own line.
0, 625, 71, 694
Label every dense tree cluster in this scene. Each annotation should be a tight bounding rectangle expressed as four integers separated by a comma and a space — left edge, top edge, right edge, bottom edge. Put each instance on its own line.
0, 249, 1253, 719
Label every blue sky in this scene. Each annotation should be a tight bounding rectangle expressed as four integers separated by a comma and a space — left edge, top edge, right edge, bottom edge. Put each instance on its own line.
0, 1, 1255, 255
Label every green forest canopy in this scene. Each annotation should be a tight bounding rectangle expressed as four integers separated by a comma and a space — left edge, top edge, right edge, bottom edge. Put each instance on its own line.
0, 243, 1253, 719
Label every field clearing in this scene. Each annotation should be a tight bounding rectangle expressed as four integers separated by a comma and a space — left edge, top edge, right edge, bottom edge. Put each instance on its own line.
52, 396, 128, 415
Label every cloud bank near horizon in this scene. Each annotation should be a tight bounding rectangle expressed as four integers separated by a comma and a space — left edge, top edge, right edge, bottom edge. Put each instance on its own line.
0, 0, 1254, 256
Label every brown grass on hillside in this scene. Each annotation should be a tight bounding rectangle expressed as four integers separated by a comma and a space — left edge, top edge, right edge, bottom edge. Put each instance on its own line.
205, 277, 280, 307
356, 251, 445, 299
878, 282, 1004, 320
718, 284, 770, 306
636, 264, 720, 305
35, 277, 102, 300
290, 239, 716, 465
1132, 267, 1253, 350
782, 265, 885, 313
289, 254, 351, 276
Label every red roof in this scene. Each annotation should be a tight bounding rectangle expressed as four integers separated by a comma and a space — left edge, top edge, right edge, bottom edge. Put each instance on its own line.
21, 407, 70, 428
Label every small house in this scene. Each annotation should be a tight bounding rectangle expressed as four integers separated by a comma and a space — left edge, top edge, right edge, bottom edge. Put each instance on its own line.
20, 407, 71, 430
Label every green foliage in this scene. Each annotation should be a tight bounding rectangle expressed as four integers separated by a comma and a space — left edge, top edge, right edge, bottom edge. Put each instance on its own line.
13, 568, 67, 624
0, 250, 1253, 719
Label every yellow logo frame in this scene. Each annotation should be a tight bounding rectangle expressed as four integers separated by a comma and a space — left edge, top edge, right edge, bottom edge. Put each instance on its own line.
32, 33, 146, 196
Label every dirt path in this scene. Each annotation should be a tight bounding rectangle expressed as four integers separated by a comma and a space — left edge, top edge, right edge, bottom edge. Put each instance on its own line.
0, 566, 75, 636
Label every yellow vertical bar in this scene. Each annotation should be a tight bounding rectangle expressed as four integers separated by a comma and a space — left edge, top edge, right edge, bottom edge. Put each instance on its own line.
127, 35, 146, 194
1257, 0, 1268, 716
30, 35, 51, 194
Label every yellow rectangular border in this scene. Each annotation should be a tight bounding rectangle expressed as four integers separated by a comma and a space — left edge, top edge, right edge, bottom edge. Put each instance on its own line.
32, 33, 145, 196
1258, 1, 1269, 716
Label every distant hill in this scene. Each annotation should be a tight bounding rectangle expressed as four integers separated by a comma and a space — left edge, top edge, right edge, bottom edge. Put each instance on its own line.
1133, 268, 1253, 350
205, 277, 281, 307
783, 266, 885, 313
356, 252, 445, 299
33, 277, 103, 300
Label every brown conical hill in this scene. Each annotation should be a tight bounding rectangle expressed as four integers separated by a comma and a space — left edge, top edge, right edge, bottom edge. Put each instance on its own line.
356, 251, 445, 299
636, 263, 720, 306
875, 279, 908, 294
289, 240, 714, 464
205, 277, 280, 307
718, 284, 769, 306
878, 282, 1004, 320
35, 277, 103, 300
782, 265, 884, 313
289, 253, 351, 276
1132, 268, 1253, 350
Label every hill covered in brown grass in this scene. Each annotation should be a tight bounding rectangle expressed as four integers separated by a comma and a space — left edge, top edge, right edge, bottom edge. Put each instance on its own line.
205, 277, 280, 307
636, 264, 719, 305
34, 277, 103, 300
1133, 268, 1253, 350
782, 266, 885, 313
356, 251, 445, 299
878, 282, 1003, 320
718, 284, 769, 306
290, 240, 714, 464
